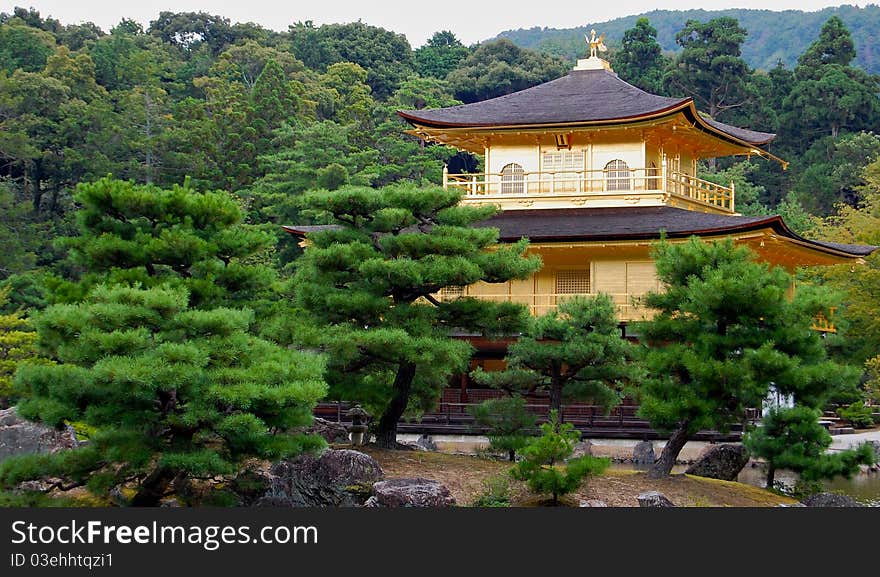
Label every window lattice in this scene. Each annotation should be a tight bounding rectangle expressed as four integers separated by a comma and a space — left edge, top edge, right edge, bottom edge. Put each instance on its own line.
542, 151, 581, 171
501, 163, 524, 194
555, 269, 590, 295
605, 159, 631, 191
440, 286, 465, 299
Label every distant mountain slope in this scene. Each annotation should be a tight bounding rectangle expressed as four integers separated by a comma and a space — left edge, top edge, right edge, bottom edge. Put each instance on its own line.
495, 5, 880, 73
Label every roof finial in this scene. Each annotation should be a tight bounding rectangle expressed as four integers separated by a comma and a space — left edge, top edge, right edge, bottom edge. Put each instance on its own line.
574, 29, 612, 72
586, 29, 607, 59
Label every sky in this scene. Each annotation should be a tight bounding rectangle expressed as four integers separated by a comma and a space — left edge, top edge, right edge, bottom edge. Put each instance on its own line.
0, 1, 872, 48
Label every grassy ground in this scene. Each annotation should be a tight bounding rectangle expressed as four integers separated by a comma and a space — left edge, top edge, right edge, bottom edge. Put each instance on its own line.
358, 447, 799, 507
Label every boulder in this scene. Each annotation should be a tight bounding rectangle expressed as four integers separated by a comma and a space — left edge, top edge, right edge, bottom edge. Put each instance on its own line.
570, 441, 593, 459
801, 492, 864, 507
304, 417, 349, 444
251, 449, 384, 507
685, 444, 750, 481
0, 407, 78, 462
868, 440, 880, 462
637, 491, 676, 507
413, 434, 438, 452
579, 499, 607, 507
632, 441, 655, 465
370, 478, 456, 508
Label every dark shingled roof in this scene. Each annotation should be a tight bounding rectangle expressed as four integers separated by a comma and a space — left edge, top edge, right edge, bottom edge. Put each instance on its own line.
283, 206, 875, 259
481, 206, 874, 258
399, 68, 775, 147
483, 206, 772, 242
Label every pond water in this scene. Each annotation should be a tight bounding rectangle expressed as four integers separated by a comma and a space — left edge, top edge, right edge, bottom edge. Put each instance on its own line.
613, 462, 880, 506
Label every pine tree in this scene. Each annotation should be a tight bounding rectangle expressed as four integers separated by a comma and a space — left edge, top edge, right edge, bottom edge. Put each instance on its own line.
293, 183, 541, 448
510, 411, 609, 505
54, 177, 277, 311
473, 295, 638, 417
468, 396, 536, 461
0, 284, 326, 505
637, 236, 859, 478
744, 406, 874, 489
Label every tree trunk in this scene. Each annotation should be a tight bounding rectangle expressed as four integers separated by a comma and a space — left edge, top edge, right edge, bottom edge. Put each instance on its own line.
374, 361, 417, 449
49, 181, 61, 215
31, 161, 42, 213
647, 421, 691, 479
549, 371, 563, 425
131, 466, 176, 506
765, 464, 775, 490
508, 449, 516, 462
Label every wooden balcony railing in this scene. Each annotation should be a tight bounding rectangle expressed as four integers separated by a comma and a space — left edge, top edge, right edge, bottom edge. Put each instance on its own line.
443, 167, 735, 212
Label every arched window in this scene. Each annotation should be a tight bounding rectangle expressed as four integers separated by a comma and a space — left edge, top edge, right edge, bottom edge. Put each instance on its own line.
501, 163, 524, 194
605, 159, 631, 191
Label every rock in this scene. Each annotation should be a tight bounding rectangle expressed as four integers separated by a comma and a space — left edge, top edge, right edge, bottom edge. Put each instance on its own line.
363, 496, 381, 507
570, 441, 593, 459
15, 479, 60, 492
632, 441, 655, 465
413, 434, 438, 452
637, 491, 676, 507
159, 497, 182, 507
685, 444, 750, 481
777, 502, 806, 507
303, 417, 349, 444
801, 492, 864, 507
251, 449, 384, 507
370, 478, 456, 508
579, 499, 607, 507
314, 449, 385, 487
0, 407, 78, 462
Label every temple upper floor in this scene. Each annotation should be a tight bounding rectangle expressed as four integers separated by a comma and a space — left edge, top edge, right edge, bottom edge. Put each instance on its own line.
400, 56, 785, 215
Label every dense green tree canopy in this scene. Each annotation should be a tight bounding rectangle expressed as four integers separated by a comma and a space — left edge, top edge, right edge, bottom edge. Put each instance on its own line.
447, 38, 568, 103
664, 17, 750, 120
611, 18, 669, 94
414, 31, 470, 79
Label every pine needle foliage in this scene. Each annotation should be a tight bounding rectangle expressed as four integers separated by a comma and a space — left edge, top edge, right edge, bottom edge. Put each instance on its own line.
0, 284, 326, 505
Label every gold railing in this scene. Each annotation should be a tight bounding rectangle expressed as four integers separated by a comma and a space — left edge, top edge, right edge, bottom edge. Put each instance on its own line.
435, 291, 837, 332
443, 168, 735, 212
810, 307, 837, 333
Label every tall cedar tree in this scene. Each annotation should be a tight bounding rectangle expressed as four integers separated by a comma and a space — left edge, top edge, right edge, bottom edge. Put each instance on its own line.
664, 17, 750, 121
637, 237, 858, 478
53, 177, 276, 310
612, 18, 669, 94
473, 295, 638, 417
783, 17, 880, 144
744, 406, 874, 489
0, 284, 326, 505
294, 184, 541, 448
